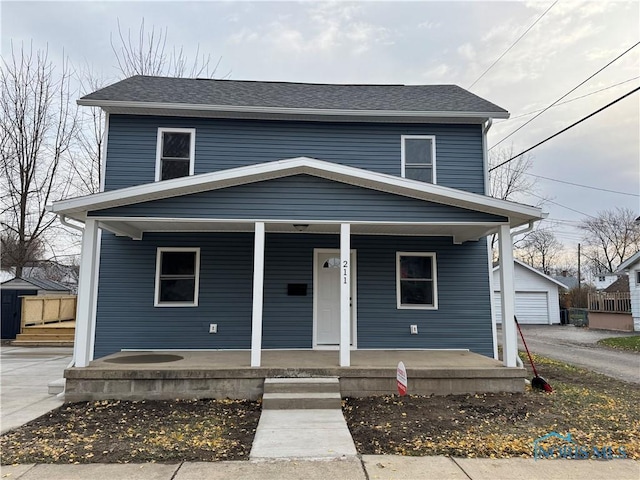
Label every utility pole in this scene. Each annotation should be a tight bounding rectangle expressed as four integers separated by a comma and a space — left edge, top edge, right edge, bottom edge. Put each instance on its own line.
577, 243, 581, 307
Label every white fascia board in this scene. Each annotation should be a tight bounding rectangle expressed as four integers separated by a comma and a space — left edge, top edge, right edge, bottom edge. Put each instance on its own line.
76, 99, 510, 121
51, 156, 543, 222
617, 251, 640, 272
493, 259, 569, 290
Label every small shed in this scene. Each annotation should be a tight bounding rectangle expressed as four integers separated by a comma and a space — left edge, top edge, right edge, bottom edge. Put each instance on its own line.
1, 277, 71, 339
493, 260, 567, 325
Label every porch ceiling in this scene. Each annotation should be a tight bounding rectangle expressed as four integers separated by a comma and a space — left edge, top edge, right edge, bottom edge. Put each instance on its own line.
95, 218, 502, 244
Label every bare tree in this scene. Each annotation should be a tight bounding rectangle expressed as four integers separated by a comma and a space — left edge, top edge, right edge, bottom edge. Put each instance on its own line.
0, 232, 44, 271
488, 146, 535, 202
111, 18, 222, 78
579, 207, 640, 274
0, 43, 78, 277
488, 145, 537, 257
73, 65, 108, 194
516, 228, 563, 274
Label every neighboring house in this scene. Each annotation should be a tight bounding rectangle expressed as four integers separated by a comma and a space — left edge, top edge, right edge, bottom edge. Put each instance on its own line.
1, 277, 71, 339
604, 275, 629, 293
616, 251, 640, 331
1, 263, 79, 293
593, 273, 619, 291
493, 260, 567, 325
50, 76, 544, 369
551, 273, 579, 290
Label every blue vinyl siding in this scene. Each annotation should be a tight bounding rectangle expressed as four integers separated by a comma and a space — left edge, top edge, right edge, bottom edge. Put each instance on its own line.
93, 232, 493, 359
91, 175, 505, 223
104, 115, 485, 194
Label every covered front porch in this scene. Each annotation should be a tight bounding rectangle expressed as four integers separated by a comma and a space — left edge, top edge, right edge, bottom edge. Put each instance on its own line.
64, 349, 526, 402
51, 157, 546, 378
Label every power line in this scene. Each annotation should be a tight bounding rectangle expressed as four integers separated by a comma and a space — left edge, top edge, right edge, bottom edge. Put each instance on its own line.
497, 76, 640, 122
488, 86, 640, 172
490, 41, 640, 150
526, 191, 595, 218
468, 1, 558, 90
524, 172, 639, 197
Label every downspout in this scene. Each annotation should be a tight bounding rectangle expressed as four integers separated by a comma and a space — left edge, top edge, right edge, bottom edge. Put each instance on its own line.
59, 214, 85, 233
509, 220, 536, 369
483, 119, 501, 359
483, 118, 493, 136
57, 215, 85, 373
511, 220, 535, 240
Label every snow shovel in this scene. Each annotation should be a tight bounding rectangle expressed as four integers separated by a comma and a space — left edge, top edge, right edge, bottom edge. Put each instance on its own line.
514, 316, 553, 392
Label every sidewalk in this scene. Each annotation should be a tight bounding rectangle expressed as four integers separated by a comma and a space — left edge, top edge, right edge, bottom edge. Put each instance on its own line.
1, 456, 639, 480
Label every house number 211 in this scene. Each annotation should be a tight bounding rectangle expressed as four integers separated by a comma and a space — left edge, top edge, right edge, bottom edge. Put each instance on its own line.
343, 260, 349, 284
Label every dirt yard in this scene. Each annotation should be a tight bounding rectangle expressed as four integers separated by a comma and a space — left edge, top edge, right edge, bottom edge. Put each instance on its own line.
0, 398, 261, 464
343, 353, 640, 458
1, 353, 638, 463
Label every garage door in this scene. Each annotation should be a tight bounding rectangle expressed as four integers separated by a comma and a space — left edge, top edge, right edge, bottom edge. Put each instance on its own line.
494, 291, 549, 324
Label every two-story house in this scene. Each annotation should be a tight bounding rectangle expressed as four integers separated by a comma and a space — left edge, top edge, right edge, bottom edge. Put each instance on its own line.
51, 76, 544, 379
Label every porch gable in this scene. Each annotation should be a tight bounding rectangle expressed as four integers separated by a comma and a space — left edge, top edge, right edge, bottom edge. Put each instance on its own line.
89, 174, 508, 224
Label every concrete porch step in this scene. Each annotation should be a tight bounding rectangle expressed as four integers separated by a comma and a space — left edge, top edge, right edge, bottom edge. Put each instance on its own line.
264, 377, 340, 394
262, 392, 342, 410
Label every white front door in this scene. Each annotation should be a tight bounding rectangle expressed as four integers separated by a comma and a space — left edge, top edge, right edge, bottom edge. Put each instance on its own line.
314, 249, 356, 347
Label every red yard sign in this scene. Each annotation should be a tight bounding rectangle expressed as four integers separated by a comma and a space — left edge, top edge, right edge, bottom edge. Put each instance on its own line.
397, 361, 407, 396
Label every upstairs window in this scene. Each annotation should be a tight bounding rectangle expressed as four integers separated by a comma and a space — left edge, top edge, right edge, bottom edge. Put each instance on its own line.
396, 252, 438, 309
401, 135, 436, 183
155, 247, 200, 306
156, 128, 195, 181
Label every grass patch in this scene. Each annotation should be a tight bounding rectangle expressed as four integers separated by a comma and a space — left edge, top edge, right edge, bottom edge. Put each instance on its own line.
597, 336, 640, 352
0, 398, 260, 464
343, 353, 640, 459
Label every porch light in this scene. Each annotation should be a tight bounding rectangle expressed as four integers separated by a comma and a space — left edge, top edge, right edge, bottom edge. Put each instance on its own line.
293, 224, 309, 231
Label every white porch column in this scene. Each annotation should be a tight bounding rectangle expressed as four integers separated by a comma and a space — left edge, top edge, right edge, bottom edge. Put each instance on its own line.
251, 222, 265, 367
74, 218, 99, 368
340, 223, 351, 367
498, 224, 518, 367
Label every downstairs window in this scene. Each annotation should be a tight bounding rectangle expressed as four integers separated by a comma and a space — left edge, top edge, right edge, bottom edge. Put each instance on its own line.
155, 247, 200, 306
396, 252, 438, 309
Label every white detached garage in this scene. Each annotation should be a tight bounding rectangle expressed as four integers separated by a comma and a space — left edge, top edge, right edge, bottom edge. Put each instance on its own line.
493, 260, 567, 325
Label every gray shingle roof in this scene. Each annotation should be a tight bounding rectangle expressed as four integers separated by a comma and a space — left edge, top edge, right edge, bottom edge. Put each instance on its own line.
1, 276, 70, 291
23, 277, 70, 291
79, 76, 508, 115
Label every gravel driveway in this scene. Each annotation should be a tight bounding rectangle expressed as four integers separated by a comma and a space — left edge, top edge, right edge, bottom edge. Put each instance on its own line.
499, 325, 640, 384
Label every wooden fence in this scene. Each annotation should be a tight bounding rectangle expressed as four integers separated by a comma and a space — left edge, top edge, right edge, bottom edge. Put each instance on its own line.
20, 295, 77, 331
587, 292, 631, 313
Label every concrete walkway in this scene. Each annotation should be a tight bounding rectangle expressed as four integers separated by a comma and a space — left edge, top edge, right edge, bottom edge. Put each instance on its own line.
250, 409, 357, 459
2, 457, 638, 479
0, 346, 72, 433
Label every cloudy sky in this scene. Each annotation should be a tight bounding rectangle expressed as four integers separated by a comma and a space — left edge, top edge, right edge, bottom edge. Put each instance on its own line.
2, 0, 639, 256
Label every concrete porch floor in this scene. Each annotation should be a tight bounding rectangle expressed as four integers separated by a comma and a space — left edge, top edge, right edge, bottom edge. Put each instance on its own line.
64, 350, 526, 402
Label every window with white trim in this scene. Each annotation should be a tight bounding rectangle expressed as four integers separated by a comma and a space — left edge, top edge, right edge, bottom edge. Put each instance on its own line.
155, 248, 200, 306
401, 135, 436, 183
156, 128, 196, 181
396, 252, 438, 309
636, 271, 640, 285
